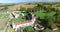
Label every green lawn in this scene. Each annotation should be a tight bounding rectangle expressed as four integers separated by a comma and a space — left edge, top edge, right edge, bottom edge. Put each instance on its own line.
0, 27, 4, 31
34, 11, 46, 19
34, 11, 56, 19
46, 11, 56, 16
0, 27, 4, 32
0, 14, 9, 18
15, 11, 21, 14
12, 16, 25, 22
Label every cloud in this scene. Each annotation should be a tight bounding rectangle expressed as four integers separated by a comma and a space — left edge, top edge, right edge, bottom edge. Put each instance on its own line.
48, 0, 54, 2
26, 0, 42, 2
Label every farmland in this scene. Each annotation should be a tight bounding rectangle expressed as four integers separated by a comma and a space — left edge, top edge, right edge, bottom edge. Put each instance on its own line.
0, 2, 60, 32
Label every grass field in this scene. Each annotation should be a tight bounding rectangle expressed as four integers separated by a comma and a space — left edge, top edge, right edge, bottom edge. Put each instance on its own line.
0, 14, 9, 18
34, 11, 46, 19
34, 11, 56, 19
0, 27, 4, 31
46, 11, 56, 16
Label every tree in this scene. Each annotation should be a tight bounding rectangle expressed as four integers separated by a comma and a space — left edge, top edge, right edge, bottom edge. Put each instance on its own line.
45, 15, 55, 27
1, 6, 8, 10
55, 9, 60, 23
26, 8, 32, 12
51, 8, 55, 11
42, 28, 51, 32
37, 4, 43, 8
37, 4, 44, 10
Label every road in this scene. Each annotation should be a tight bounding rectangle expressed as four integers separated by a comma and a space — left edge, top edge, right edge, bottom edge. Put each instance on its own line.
4, 18, 11, 32
0, 11, 12, 32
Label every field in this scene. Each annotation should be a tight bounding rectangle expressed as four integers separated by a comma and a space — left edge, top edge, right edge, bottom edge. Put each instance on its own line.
0, 14, 9, 18
34, 11, 46, 19
34, 10, 56, 19
44, 3, 60, 10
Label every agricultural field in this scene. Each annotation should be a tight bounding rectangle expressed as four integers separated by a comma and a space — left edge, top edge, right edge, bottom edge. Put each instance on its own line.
44, 3, 60, 10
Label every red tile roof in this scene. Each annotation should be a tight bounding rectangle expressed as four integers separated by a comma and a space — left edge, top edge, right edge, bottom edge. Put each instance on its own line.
51, 24, 59, 29
14, 20, 32, 25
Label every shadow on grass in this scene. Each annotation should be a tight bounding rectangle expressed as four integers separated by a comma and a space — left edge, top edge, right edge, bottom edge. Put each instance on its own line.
37, 17, 48, 28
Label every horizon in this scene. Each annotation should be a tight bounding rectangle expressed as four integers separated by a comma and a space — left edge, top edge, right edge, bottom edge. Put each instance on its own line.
0, 0, 60, 3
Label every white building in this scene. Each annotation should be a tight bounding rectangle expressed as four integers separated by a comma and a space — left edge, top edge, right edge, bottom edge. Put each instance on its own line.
9, 11, 25, 19
9, 12, 19, 19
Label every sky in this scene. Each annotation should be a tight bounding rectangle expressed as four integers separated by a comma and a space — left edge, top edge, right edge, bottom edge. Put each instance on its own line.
0, 0, 60, 3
